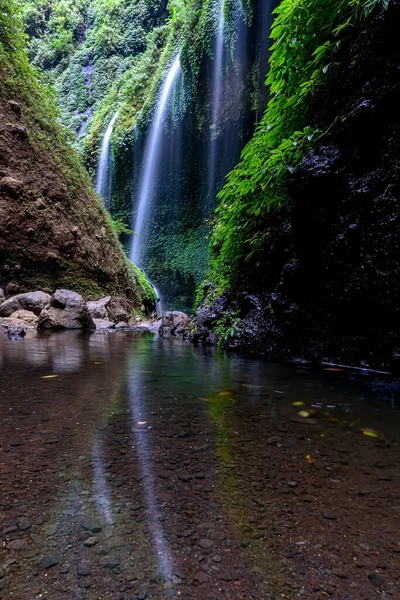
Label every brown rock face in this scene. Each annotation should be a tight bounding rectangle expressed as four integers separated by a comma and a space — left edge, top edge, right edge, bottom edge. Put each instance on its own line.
0, 291, 51, 317
0, 98, 149, 309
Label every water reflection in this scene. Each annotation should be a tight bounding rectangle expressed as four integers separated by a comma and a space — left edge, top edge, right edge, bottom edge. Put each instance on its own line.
92, 432, 113, 525
128, 346, 174, 582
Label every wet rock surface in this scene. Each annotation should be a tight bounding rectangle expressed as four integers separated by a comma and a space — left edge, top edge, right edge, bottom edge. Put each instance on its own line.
159, 311, 190, 339
0, 290, 51, 317
38, 289, 95, 330
0, 331, 399, 599
193, 3, 400, 373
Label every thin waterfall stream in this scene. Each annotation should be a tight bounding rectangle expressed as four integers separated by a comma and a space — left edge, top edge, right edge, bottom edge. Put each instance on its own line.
96, 111, 119, 210
130, 54, 182, 271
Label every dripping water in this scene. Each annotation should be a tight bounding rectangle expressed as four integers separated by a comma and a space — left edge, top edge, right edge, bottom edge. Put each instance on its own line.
96, 111, 119, 211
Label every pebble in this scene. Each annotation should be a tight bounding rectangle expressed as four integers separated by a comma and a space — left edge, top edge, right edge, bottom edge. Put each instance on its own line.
3, 525, 18, 535
41, 555, 58, 569
198, 539, 213, 549
77, 565, 92, 577
83, 536, 99, 547
17, 518, 32, 530
322, 512, 337, 520
81, 519, 102, 534
7, 539, 28, 551
332, 568, 348, 579
368, 572, 384, 586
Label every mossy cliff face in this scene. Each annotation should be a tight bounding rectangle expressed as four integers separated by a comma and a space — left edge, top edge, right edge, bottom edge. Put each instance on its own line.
194, 0, 400, 372
0, 2, 154, 307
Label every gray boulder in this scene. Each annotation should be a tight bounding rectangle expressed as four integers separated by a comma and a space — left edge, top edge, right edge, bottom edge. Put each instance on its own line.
0, 291, 51, 317
37, 289, 95, 330
159, 311, 190, 339
87, 296, 111, 320
106, 296, 132, 323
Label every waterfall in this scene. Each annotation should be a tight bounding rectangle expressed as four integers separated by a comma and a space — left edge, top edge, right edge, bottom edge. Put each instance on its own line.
96, 111, 119, 211
130, 54, 182, 268
207, 0, 225, 201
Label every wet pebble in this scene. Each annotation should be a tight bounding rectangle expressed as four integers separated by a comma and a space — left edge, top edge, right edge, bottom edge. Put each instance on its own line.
368, 572, 384, 586
41, 555, 58, 569
81, 519, 102, 534
17, 517, 32, 530
83, 536, 99, 547
7, 539, 28, 551
198, 539, 213, 549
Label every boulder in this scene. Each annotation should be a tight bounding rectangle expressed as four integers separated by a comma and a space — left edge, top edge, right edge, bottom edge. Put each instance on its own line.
115, 321, 128, 329
37, 289, 95, 330
0, 291, 51, 317
7, 327, 26, 341
0, 288, 4, 304
106, 296, 132, 323
8, 100, 22, 116
87, 296, 111, 320
0, 316, 35, 333
0, 176, 24, 197
93, 319, 116, 330
159, 311, 191, 339
9, 310, 39, 326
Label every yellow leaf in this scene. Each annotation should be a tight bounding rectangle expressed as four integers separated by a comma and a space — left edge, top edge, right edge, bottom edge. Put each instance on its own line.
305, 454, 315, 464
361, 428, 379, 438
41, 375, 58, 379
298, 410, 310, 418
94, 361, 104, 365
218, 391, 232, 397
292, 401, 304, 406
323, 367, 343, 372
199, 397, 210, 402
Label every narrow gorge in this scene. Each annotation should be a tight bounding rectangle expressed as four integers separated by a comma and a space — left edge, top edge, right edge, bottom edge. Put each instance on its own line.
0, 1, 399, 598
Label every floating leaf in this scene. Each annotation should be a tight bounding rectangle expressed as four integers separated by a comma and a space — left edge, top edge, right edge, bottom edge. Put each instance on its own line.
361, 428, 379, 438
41, 375, 58, 379
137, 421, 147, 425
199, 397, 210, 402
242, 384, 262, 389
298, 410, 311, 418
305, 454, 315, 464
292, 401, 304, 406
218, 391, 232, 397
94, 361, 104, 365
323, 367, 343, 372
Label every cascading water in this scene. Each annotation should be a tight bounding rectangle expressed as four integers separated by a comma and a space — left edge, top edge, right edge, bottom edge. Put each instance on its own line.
207, 0, 225, 201
96, 111, 119, 211
130, 53, 182, 312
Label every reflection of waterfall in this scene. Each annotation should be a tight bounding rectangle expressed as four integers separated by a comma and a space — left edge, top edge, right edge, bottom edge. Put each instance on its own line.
96, 111, 119, 210
128, 370, 173, 580
130, 54, 182, 269
92, 433, 113, 525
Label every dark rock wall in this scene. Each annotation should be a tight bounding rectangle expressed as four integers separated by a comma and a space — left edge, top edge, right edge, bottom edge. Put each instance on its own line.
194, 2, 400, 372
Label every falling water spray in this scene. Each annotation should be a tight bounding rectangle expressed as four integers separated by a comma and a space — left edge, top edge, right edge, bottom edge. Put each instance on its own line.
96, 111, 119, 211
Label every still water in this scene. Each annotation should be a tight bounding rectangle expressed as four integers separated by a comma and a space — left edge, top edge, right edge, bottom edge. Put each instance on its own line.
0, 331, 399, 599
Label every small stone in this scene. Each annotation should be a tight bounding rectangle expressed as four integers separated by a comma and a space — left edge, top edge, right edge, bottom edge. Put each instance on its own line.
194, 571, 208, 583
368, 573, 384, 587
81, 519, 102, 534
7, 539, 28, 551
332, 568, 348, 579
240, 539, 250, 548
78, 578, 91, 589
3, 524, 18, 535
178, 472, 192, 482
287, 481, 298, 488
198, 539, 213, 549
0, 177, 23, 198
60, 566, 70, 574
322, 512, 337, 520
17, 518, 32, 531
137, 591, 148, 599
77, 565, 92, 577
103, 561, 121, 570
83, 536, 99, 547
41, 555, 58, 569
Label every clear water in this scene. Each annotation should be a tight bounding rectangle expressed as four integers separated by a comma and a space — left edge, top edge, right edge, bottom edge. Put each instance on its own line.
1, 331, 399, 598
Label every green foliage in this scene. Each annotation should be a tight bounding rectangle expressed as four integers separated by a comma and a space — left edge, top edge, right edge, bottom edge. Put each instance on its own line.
109, 217, 134, 236
214, 310, 241, 347
208, 0, 390, 290
130, 262, 157, 304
